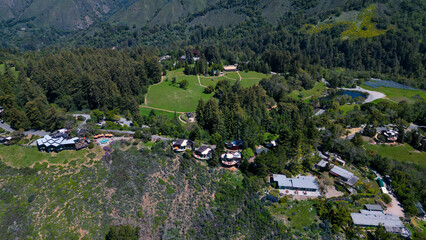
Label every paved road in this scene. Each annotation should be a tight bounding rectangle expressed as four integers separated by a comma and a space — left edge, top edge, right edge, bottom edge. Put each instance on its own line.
73, 114, 91, 128
0, 122, 50, 136
339, 86, 386, 103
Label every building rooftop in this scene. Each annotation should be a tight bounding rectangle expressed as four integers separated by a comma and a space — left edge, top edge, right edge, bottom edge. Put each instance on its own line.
331, 166, 354, 179
365, 204, 383, 212
316, 160, 328, 168
195, 146, 212, 155
272, 174, 319, 190
351, 210, 403, 228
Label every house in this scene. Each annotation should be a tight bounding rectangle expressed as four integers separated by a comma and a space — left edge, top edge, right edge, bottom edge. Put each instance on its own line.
265, 140, 277, 148
316, 160, 329, 169
220, 152, 241, 167
193, 146, 213, 160
223, 65, 238, 71
256, 147, 269, 155
330, 166, 359, 186
36, 135, 80, 152
351, 210, 411, 238
171, 139, 193, 152
225, 140, 244, 150
415, 202, 425, 218
365, 204, 384, 212
271, 174, 320, 193
383, 129, 398, 142
159, 55, 171, 62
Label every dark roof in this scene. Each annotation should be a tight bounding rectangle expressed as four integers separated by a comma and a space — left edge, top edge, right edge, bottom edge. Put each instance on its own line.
365, 204, 383, 212
195, 146, 211, 154
256, 148, 269, 155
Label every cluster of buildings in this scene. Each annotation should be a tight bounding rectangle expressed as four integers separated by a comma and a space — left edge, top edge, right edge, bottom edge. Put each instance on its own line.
351, 204, 411, 238
36, 129, 89, 153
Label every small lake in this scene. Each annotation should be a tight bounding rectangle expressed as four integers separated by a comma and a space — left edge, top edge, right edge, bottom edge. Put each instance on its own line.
338, 90, 366, 99
323, 90, 366, 101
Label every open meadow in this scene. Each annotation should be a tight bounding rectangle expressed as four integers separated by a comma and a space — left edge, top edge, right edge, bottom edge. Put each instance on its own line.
361, 84, 426, 103
364, 143, 426, 168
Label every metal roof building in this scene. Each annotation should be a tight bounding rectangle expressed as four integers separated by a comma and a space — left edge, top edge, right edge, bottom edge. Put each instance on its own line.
316, 160, 328, 168
365, 204, 383, 212
351, 210, 403, 227
272, 174, 319, 192
330, 166, 359, 186
36, 135, 78, 152
351, 210, 411, 238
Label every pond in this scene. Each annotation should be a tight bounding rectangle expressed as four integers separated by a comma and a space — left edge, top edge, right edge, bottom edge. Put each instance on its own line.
323, 90, 366, 101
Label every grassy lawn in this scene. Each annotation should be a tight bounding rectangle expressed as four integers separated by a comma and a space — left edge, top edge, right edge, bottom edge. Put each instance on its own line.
225, 72, 240, 80
361, 84, 426, 103
147, 71, 213, 112
199, 76, 235, 88
289, 82, 326, 100
339, 104, 358, 115
0, 145, 101, 168
139, 107, 176, 119
240, 78, 261, 88
239, 71, 271, 79
269, 200, 318, 230
364, 143, 426, 168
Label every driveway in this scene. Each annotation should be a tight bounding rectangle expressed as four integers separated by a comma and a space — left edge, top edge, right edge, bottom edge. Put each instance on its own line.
384, 193, 405, 218
0, 122, 50, 136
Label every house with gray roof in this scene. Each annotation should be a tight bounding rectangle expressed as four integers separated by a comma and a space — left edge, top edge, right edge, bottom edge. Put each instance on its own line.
351, 210, 411, 238
272, 174, 320, 192
365, 204, 384, 212
36, 135, 79, 152
330, 166, 359, 186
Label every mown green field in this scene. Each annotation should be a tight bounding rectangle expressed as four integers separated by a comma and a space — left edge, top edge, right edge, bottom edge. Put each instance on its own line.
146, 69, 271, 112
0, 145, 100, 168
364, 143, 426, 168
289, 82, 327, 101
239, 71, 271, 79
361, 84, 426, 103
269, 200, 318, 230
147, 70, 213, 112
139, 107, 176, 119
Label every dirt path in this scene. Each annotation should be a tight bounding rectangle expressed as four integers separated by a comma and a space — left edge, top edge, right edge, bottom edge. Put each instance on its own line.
145, 75, 165, 106
237, 71, 242, 81
197, 75, 207, 88
178, 113, 187, 124
140, 105, 185, 114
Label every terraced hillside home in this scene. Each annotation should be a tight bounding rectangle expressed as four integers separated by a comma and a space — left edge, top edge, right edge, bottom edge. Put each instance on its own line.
220, 152, 242, 167
225, 140, 244, 150
271, 174, 320, 196
172, 139, 193, 152
330, 166, 359, 186
193, 146, 213, 160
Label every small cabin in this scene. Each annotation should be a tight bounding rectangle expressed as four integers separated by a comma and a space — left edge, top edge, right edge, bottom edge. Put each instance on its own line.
193, 146, 213, 160
172, 139, 193, 152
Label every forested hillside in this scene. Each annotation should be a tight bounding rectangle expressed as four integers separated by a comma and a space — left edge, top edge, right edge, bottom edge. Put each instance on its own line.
0, 48, 161, 130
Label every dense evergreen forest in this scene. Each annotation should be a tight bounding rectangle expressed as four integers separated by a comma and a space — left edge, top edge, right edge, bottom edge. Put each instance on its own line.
0, 48, 161, 130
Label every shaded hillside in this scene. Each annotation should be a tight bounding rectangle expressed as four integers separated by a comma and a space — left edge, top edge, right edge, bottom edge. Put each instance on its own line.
0, 141, 286, 239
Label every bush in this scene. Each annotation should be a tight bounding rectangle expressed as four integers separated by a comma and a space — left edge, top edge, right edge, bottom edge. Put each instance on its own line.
77, 116, 85, 121
204, 85, 214, 94
88, 143, 95, 149
179, 79, 189, 89
381, 194, 392, 204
